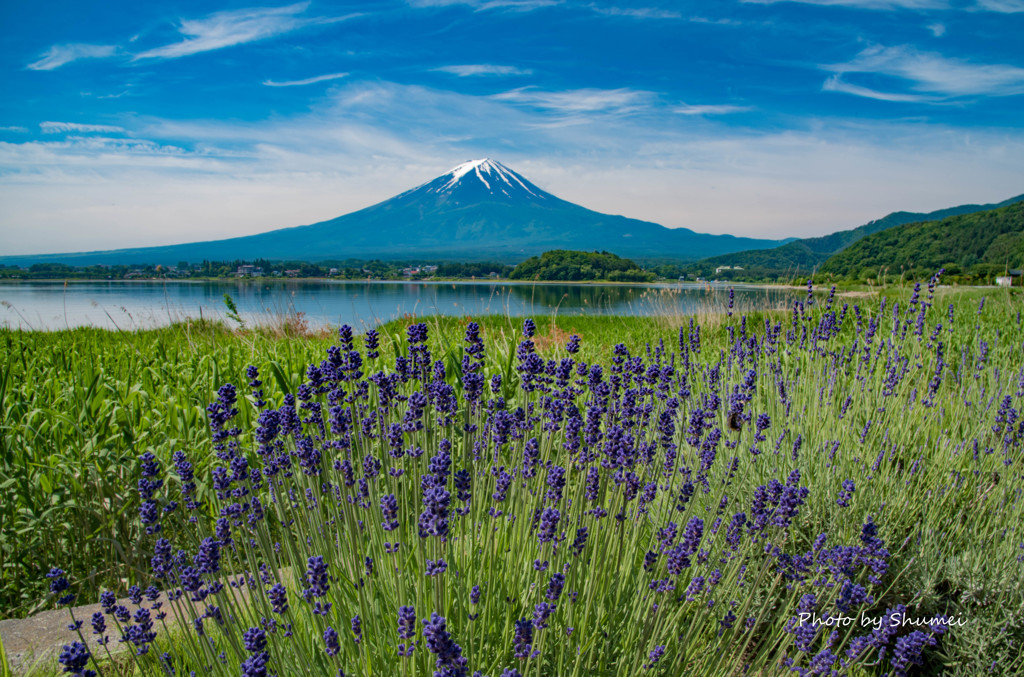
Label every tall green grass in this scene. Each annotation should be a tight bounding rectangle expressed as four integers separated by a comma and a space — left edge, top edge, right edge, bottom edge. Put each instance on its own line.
0, 321, 311, 614
3, 286, 1024, 675
0, 313, 708, 615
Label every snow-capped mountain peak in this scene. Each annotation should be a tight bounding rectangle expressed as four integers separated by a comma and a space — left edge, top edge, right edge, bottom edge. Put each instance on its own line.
445, 159, 496, 186
403, 158, 551, 205
2, 156, 798, 265
438, 159, 539, 197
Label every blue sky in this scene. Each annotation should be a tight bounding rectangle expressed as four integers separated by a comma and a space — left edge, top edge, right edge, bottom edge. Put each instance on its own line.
1, 0, 1023, 255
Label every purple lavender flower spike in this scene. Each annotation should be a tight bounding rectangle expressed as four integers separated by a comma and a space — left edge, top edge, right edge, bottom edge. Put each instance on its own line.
836, 479, 855, 508
423, 613, 469, 675
398, 604, 417, 656
513, 618, 534, 659
537, 507, 560, 544
324, 626, 340, 656
58, 642, 95, 677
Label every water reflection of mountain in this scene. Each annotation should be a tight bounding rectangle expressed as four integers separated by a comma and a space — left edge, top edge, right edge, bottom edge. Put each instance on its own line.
0, 279, 808, 331
195, 280, 801, 320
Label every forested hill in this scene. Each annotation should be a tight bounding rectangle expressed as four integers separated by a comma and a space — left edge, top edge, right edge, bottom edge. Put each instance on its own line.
685, 193, 1024, 280
508, 250, 655, 281
820, 201, 1024, 279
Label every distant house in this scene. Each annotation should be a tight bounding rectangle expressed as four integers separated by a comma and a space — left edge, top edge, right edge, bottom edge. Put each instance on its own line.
284, 269, 301, 278
997, 269, 1022, 287
714, 265, 744, 275
328, 268, 339, 276
236, 265, 263, 277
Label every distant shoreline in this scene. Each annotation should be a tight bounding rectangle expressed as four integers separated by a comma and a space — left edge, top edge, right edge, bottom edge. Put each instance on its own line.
0, 277, 1002, 295
0, 277, 802, 289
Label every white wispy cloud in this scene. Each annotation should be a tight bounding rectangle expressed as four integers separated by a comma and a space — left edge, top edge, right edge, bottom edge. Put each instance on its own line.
27, 43, 118, 71
688, 16, 744, 25
588, 5, 682, 19
263, 72, 349, 87
40, 121, 127, 134
406, 0, 560, 11
433, 64, 532, 76
4, 79, 1024, 256
822, 75, 938, 102
927, 22, 946, 36
134, 3, 355, 60
492, 87, 655, 115
744, 0, 1024, 10
974, 0, 1024, 11
741, 0, 948, 8
823, 45, 1024, 99
674, 103, 751, 115
409, 0, 688, 15
0, 126, 29, 133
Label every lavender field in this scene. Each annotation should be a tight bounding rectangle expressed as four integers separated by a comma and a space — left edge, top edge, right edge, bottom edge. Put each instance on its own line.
4, 280, 1023, 676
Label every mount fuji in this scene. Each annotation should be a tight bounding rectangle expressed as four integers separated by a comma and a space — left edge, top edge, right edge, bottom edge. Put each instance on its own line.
3, 159, 790, 266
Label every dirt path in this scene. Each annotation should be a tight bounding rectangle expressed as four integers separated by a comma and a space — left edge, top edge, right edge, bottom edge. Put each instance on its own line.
0, 569, 279, 676
1, 591, 185, 675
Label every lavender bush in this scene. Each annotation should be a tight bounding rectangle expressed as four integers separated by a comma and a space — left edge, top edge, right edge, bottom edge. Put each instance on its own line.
49, 280, 1024, 676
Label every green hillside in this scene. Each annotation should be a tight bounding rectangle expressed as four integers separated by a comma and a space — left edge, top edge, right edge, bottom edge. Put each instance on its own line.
820, 201, 1024, 280
508, 249, 655, 281
683, 193, 1024, 280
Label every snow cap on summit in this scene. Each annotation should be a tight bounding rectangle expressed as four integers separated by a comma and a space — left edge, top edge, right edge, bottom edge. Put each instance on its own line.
434, 158, 542, 198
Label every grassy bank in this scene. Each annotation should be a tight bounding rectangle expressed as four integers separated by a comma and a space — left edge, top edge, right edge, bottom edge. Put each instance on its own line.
3, 284, 1023, 675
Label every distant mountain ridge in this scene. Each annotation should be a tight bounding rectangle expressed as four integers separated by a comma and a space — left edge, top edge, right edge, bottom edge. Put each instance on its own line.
820, 201, 1024, 277
688, 193, 1024, 278
0, 159, 789, 266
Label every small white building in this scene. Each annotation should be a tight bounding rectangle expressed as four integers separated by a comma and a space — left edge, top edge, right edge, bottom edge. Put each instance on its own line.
996, 276, 1012, 287
236, 265, 263, 277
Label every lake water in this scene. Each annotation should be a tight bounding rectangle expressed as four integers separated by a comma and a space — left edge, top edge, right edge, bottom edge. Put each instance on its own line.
0, 280, 802, 331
